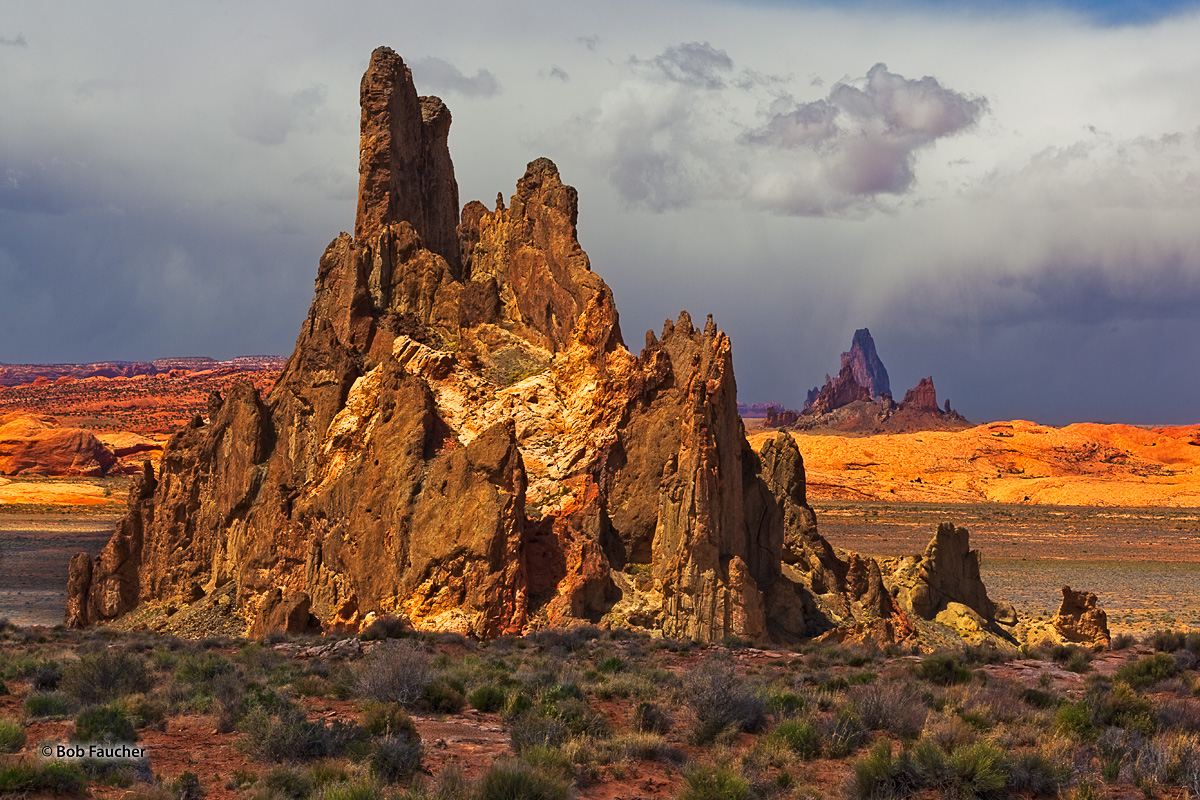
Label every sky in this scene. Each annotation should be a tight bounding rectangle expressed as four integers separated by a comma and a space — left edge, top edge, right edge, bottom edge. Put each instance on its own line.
2, 1, 1200, 425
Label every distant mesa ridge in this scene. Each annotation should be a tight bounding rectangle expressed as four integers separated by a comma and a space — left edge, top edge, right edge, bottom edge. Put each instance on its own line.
0, 356, 286, 388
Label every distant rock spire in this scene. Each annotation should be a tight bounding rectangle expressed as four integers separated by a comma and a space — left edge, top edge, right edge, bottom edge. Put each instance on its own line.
841, 328, 890, 401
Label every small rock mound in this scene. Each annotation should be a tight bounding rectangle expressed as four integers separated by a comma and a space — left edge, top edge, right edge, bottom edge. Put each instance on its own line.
1052, 585, 1110, 649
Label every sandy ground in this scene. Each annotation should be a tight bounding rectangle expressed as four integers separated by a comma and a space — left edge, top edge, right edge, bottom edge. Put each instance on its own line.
0, 514, 118, 626
749, 420, 1200, 506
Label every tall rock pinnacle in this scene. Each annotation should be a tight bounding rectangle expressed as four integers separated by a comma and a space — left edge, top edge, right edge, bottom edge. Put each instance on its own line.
356, 47, 461, 276
841, 328, 890, 401
65, 46, 912, 648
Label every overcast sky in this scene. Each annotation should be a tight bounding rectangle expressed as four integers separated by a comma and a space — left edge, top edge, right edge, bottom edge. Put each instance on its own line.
2, 1, 1200, 424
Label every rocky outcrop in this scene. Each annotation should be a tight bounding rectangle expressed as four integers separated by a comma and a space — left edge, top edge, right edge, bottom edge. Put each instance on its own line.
68, 47, 870, 645
842, 328, 890, 400
885, 523, 1017, 645
0, 413, 117, 477
1052, 586, 1110, 649
803, 366, 872, 416
901, 377, 939, 413
764, 408, 799, 428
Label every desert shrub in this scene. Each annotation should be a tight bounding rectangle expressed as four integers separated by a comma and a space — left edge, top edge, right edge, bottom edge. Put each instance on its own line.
683, 656, 767, 744
915, 653, 971, 686
176, 652, 234, 685
823, 706, 869, 758
240, 706, 363, 763
632, 701, 672, 735
311, 780, 383, 800
678, 763, 752, 800
1020, 687, 1058, 709
846, 740, 919, 800
170, 771, 205, 800
507, 710, 569, 755
948, 740, 1010, 798
25, 691, 72, 719
591, 731, 673, 763
468, 685, 507, 713
598, 656, 625, 673
421, 681, 464, 714
1055, 701, 1097, 740
0, 761, 88, 794
61, 648, 150, 705
73, 704, 137, 742
1116, 653, 1178, 690
1008, 749, 1071, 795
766, 719, 820, 760
1158, 697, 1200, 732
768, 689, 807, 717
211, 671, 246, 733
362, 702, 419, 740
259, 767, 314, 800
371, 734, 423, 784
30, 660, 63, 691
122, 694, 168, 731
1110, 633, 1136, 651
1095, 683, 1156, 735
476, 759, 569, 800
0, 719, 25, 753
853, 682, 928, 739
1047, 644, 1093, 673
355, 641, 432, 708
1149, 630, 1188, 653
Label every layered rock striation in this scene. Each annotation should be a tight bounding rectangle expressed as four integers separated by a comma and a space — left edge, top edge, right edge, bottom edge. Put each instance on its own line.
66, 48, 860, 644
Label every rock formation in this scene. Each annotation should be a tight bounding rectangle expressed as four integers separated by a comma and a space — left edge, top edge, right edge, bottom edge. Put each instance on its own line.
1051, 586, 1110, 649
884, 523, 1017, 645
66, 47, 863, 645
0, 413, 117, 477
842, 328, 890, 400
792, 333, 968, 434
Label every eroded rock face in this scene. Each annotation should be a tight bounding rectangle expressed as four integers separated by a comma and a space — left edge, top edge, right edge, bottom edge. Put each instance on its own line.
901, 377, 940, 413
66, 47, 853, 644
1052, 586, 1110, 649
886, 523, 1017, 645
0, 413, 117, 477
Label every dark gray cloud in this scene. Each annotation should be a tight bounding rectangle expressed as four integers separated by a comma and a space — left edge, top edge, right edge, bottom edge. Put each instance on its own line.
548, 65, 570, 82
577, 34, 601, 52
410, 57, 500, 98
635, 41, 733, 89
231, 85, 327, 146
0, 34, 26, 47
745, 64, 987, 211
559, 53, 983, 216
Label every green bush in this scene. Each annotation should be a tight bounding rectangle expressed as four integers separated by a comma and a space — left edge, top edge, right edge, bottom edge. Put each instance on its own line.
362, 702, 419, 740
259, 767, 314, 800
476, 759, 569, 800
370, 734, 423, 784
677, 763, 752, 800
949, 741, 1010, 799
915, 653, 971, 686
846, 740, 918, 800
0, 761, 87, 794
0, 719, 26, 753
1055, 701, 1097, 740
311, 780, 383, 800
73, 704, 137, 743
176, 652, 234, 685
239, 707, 363, 763
422, 681, 464, 714
25, 691, 72, 719
766, 720, 820, 760
468, 685, 507, 713
1115, 653, 1177, 690
61, 649, 150, 705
